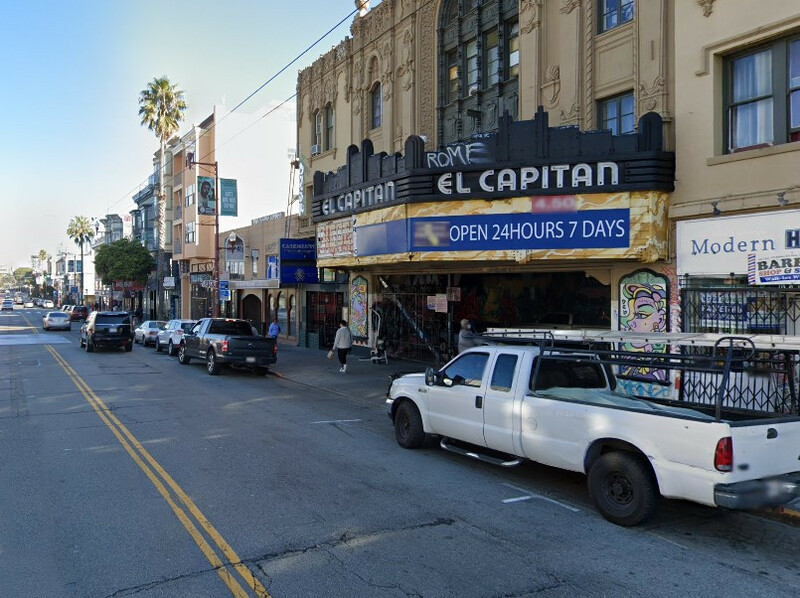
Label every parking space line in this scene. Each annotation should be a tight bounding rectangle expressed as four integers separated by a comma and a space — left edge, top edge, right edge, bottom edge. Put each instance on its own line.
501, 482, 581, 512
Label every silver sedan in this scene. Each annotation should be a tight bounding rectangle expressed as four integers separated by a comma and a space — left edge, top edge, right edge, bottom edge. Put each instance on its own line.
43, 311, 71, 331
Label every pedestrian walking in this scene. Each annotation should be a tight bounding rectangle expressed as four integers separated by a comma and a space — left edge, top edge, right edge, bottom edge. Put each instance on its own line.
268, 317, 281, 338
332, 319, 353, 373
457, 318, 479, 354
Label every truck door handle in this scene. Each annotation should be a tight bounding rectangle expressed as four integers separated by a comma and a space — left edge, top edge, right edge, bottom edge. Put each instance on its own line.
475, 396, 483, 408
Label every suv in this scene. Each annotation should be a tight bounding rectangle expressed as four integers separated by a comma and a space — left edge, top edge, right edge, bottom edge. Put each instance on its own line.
156, 319, 197, 354
70, 305, 89, 321
80, 311, 134, 352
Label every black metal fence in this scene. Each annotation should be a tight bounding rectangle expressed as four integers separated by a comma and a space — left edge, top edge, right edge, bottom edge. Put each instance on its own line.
680, 286, 800, 414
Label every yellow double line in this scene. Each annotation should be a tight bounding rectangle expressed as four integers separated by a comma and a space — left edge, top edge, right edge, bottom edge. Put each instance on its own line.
41, 339, 270, 597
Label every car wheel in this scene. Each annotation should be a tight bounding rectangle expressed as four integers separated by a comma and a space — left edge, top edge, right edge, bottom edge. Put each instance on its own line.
178, 344, 191, 365
156, 339, 163, 352
394, 401, 426, 449
206, 350, 221, 375
86, 337, 94, 353
587, 452, 660, 527
168, 340, 175, 356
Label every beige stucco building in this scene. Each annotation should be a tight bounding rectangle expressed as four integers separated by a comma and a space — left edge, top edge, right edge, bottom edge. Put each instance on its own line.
671, 1, 800, 336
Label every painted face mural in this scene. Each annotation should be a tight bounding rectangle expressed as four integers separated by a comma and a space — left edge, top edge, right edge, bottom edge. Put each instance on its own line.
618, 270, 669, 383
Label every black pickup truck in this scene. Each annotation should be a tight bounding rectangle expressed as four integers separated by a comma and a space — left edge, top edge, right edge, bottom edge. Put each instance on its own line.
177, 318, 277, 375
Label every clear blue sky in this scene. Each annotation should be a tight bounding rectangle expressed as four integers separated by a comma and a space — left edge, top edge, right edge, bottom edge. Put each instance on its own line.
0, 0, 368, 269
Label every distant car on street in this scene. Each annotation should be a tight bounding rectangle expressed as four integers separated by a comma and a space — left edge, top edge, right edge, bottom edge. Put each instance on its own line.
2, 299, 14, 311
134, 320, 167, 346
69, 305, 89, 321
42, 311, 71, 331
43, 300, 55, 309
156, 319, 197, 354
24, 300, 34, 308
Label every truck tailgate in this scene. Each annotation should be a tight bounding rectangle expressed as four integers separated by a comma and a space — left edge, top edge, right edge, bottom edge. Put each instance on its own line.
730, 419, 800, 480
227, 336, 276, 358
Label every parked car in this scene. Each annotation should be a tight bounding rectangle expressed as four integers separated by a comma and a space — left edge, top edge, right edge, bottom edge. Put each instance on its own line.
134, 320, 167, 346
178, 318, 277, 375
2, 299, 15, 311
69, 305, 89, 321
156, 319, 197, 354
43, 299, 55, 309
42, 311, 71, 331
80, 311, 134, 352
24, 300, 34, 308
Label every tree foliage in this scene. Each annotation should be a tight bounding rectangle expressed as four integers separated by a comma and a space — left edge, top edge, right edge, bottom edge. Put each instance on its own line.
94, 239, 154, 286
13, 267, 33, 281
138, 77, 187, 145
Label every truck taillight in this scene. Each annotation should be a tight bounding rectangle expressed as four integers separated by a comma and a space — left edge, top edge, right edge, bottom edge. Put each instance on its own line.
714, 437, 733, 472
221, 340, 229, 354
273, 344, 278, 357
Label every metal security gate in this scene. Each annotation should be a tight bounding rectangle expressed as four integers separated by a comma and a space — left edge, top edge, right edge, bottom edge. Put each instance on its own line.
680, 286, 800, 413
373, 292, 451, 364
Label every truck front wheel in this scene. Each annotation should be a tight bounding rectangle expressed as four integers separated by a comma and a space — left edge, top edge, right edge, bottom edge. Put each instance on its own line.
587, 452, 659, 527
178, 344, 191, 364
394, 401, 425, 449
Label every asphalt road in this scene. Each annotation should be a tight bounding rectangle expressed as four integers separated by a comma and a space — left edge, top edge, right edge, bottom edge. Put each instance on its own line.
2, 307, 800, 597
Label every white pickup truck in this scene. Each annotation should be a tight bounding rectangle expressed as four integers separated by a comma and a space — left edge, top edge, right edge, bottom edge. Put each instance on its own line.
386, 335, 800, 526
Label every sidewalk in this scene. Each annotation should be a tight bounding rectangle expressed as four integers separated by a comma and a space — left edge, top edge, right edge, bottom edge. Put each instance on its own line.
270, 342, 424, 405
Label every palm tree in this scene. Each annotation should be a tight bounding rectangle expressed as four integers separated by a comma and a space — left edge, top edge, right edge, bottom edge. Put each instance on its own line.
138, 76, 187, 318
36, 249, 51, 296
66, 216, 95, 305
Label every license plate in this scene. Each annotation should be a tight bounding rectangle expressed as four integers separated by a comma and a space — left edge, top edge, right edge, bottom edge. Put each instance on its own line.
109, 327, 117, 334
246, 356, 256, 364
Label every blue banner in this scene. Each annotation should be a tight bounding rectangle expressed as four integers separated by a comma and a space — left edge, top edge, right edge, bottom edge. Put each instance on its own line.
409, 209, 630, 251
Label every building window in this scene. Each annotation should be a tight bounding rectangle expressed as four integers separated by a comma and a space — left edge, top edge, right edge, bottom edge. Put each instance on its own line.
507, 20, 519, 80
371, 83, 382, 129
466, 39, 479, 95
600, 0, 634, 33
725, 38, 800, 152
600, 93, 635, 135
485, 28, 500, 88
324, 103, 335, 151
184, 184, 195, 207
313, 110, 323, 149
446, 50, 459, 103
185, 221, 196, 244
438, 0, 519, 144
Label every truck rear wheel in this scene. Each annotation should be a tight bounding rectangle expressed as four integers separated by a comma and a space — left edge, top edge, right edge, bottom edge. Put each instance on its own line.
394, 401, 425, 449
206, 350, 221, 375
587, 452, 659, 527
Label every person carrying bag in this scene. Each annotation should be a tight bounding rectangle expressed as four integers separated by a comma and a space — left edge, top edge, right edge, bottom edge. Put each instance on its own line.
332, 319, 353, 373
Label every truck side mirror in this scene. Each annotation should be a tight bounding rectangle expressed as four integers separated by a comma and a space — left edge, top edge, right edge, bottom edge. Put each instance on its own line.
425, 367, 436, 387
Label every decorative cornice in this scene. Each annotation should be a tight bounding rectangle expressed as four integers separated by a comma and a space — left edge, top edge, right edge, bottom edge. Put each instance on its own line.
560, 0, 581, 15
697, 0, 715, 17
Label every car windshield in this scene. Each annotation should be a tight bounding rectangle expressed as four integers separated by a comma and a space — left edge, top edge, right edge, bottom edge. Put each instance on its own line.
208, 320, 255, 336
149, 321, 166, 328
48, 312, 68, 318
180, 322, 195, 332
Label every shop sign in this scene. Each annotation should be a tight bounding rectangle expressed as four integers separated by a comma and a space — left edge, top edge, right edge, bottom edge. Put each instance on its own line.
317, 218, 354, 259
677, 210, 800, 276
409, 209, 629, 252
112, 280, 144, 292
189, 273, 212, 284
748, 251, 800, 285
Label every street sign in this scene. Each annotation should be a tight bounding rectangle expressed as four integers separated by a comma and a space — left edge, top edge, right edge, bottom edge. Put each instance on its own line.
201, 279, 215, 289
219, 280, 230, 301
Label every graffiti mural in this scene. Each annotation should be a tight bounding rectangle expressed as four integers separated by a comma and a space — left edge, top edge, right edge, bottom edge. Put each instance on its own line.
618, 269, 669, 384
350, 276, 368, 339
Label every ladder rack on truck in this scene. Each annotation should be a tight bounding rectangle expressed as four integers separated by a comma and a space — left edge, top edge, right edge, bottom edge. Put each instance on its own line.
480, 328, 800, 420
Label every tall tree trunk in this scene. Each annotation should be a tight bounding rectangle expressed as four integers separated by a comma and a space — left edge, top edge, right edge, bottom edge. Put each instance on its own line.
79, 242, 84, 306
156, 140, 166, 319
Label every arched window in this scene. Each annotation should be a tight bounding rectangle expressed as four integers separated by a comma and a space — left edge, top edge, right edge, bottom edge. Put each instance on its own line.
324, 103, 335, 150
438, 0, 519, 145
371, 83, 382, 129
